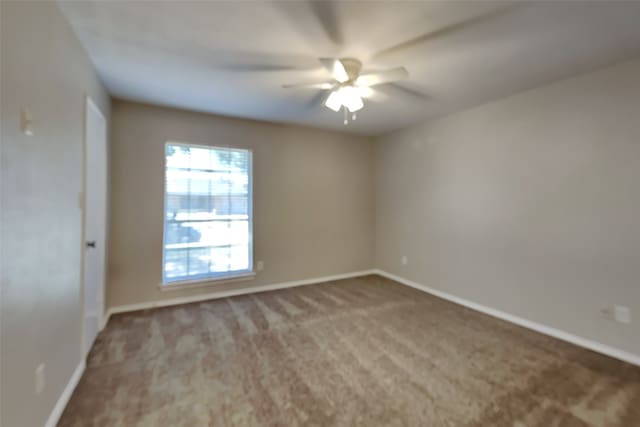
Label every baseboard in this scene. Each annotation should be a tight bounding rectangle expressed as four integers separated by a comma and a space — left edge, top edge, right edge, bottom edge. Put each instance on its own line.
105, 269, 376, 322
104, 267, 639, 366
373, 269, 640, 367
44, 359, 86, 427
99, 312, 108, 331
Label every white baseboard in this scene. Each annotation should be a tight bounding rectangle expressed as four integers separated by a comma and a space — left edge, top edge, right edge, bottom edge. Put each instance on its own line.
99, 312, 108, 331
105, 269, 376, 322
103, 267, 639, 367
44, 359, 86, 427
374, 269, 640, 367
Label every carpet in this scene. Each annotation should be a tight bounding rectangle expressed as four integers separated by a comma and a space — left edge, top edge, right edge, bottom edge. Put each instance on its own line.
58, 275, 640, 426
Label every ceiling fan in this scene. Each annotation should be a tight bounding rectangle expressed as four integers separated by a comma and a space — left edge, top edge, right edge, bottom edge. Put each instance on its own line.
258, 2, 518, 125
283, 58, 408, 124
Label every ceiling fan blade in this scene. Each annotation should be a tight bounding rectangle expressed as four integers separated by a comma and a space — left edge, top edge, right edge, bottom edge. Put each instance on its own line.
355, 67, 409, 87
318, 58, 336, 72
318, 58, 349, 83
215, 52, 320, 72
305, 90, 330, 111
357, 86, 388, 102
282, 81, 335, 90
309, 0, 343, 45
372, 5, 519, 60
385, 83, 430, 101
224, 64, 309, 72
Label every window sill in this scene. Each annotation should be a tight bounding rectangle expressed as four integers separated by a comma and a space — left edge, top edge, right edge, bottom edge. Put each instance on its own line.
159, 271, 256, 292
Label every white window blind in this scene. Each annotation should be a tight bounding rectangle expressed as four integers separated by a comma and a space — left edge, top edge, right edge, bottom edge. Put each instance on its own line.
163, 143, 253, 284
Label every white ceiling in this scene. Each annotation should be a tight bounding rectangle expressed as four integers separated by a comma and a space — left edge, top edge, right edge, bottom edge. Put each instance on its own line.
58, 0, 640, 136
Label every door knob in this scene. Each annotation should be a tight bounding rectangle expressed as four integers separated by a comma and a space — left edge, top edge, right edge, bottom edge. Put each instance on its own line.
86, 241, 96, 248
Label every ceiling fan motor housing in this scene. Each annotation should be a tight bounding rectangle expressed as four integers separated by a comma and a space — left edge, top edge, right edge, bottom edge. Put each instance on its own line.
339, 58, 363, 82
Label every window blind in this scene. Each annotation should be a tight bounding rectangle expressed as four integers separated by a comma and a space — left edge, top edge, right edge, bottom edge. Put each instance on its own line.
163, 143, 252, 284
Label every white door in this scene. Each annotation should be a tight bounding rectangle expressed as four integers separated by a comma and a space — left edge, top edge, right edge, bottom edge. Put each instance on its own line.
83, 96, 107, 356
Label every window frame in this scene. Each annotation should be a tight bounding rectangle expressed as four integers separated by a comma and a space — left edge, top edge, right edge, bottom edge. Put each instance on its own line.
161, 141, 254, 287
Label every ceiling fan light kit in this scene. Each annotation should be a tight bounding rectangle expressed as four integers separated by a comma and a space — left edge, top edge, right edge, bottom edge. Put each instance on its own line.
283, 57, 409, 125
325, 86, 363, 113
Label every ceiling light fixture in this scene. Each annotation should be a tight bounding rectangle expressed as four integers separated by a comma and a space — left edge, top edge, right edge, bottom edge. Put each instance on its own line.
324, 86, 363, 113
340, 86, 364, 112
324, 85, 364, 124
284, 58, 410, 125
324, 90, 343, 112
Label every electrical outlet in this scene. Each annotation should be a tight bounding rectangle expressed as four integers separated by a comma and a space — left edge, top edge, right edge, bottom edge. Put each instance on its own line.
21, 108, 34, 136
401, 255, 408, 266
602, 305, 631, 324
614, 305, 631, 324
256, 260, 264, 271
35, 363, 45, 395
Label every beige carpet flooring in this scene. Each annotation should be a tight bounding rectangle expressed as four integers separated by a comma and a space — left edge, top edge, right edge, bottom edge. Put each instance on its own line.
59, 275, 640, 426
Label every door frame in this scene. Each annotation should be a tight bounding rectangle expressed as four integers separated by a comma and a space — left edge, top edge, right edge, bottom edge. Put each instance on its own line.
81, 94, 108, 356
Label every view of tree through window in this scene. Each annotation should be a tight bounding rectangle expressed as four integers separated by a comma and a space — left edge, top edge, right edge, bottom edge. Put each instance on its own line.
163, 143, 252, 283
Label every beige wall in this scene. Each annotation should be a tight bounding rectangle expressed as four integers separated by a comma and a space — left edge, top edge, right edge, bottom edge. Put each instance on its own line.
0, 2, 110, 426
3, 6, 637, 425
375, 58, 640, 357
108, 100, 374, 307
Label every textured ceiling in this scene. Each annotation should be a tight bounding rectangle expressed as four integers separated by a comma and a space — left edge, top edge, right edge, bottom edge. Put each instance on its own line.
58, 0, 640, 135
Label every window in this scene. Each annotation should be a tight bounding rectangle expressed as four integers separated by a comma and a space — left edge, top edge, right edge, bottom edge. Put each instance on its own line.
163, 143, 253, 284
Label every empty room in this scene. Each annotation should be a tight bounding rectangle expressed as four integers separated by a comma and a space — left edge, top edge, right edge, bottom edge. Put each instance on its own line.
2, 0, 640, 426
